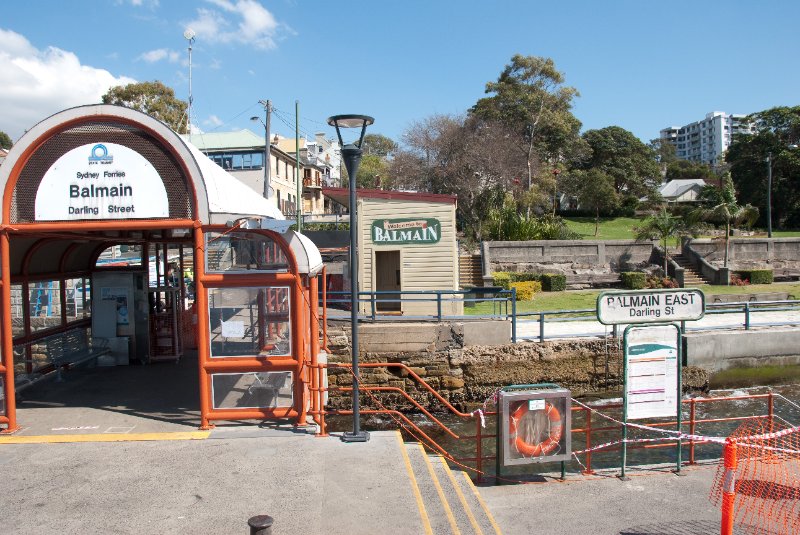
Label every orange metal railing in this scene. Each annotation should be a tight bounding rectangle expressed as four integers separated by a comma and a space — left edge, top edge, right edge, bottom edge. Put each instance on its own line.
325, 361, 782, 480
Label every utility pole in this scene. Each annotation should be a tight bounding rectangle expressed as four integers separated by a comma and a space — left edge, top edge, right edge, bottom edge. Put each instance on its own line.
259, 99, 272, 199
295, 100, 302, 233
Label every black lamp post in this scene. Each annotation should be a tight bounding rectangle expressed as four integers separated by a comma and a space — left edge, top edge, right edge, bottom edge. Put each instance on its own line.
327, 114, 374, 443
767, 152, 773, 238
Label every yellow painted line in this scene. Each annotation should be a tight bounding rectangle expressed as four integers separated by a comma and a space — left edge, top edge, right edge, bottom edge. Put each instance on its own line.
461, 471, 503, 535
418, 443, 461, 535
395, 432, 433, 535
0, 431, 210, 444
438, 456, 483, 535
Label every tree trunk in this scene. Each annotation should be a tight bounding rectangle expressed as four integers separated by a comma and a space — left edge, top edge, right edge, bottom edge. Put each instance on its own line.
663, 237, 669, 276
594, 207, 599, 237
724, 220, 730, 268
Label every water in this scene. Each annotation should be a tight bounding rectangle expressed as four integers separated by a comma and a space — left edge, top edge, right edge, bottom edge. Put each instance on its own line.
327, 384, 800, 480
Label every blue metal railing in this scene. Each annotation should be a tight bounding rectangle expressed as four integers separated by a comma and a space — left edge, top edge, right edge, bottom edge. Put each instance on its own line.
322, 289, 800, 345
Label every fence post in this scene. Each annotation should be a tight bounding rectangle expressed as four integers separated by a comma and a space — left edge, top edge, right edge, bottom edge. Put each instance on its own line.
475, 415, 483, 484
248, 515, 274, 535
437, 292, 442, 322
370, 292, 376, 321
583, 408, 594, 474
510, 288, 517, 343
539, 312, 545, 343
744, 302, 750, 330
720, 439, 737, 535
768, 392, 774, 432
689, 398, 696, 465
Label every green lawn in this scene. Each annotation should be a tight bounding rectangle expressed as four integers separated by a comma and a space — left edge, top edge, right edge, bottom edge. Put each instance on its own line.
563, 216, 800, 241
466, 282, 800, 315
563, 217, 641, 240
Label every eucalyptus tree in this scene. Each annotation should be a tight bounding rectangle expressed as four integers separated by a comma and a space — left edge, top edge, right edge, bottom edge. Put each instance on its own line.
471, 55, 583, 214
102, 81, 189, 134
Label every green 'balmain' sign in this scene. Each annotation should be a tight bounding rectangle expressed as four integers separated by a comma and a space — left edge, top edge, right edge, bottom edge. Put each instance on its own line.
371, 218, 441, 245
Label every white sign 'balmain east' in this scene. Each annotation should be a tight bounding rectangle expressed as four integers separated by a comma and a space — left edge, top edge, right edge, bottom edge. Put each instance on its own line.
35, 143, 169, 221
597, 289, 705, 325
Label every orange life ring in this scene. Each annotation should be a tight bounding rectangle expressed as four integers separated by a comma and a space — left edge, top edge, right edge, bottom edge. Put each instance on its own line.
509, 401, 563, 457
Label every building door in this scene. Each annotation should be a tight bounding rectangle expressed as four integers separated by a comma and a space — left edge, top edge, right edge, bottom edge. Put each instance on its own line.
375, 250, 401, 312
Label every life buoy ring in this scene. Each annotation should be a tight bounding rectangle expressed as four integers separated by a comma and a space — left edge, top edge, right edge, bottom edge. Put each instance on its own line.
509, 402, 563, 457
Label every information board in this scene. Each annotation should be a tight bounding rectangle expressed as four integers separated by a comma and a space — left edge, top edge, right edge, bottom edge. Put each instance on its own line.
597, 289, 704, 325
624, 324, 680, 420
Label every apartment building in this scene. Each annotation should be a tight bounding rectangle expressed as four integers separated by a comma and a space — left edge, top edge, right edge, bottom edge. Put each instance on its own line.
660, 111, 755, 165
275, 133, 341, 216
185, 130, 301, 217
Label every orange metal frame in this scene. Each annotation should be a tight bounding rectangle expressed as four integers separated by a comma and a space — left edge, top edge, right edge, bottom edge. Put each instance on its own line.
329, 362, 780, 482
0, 114, 327, 434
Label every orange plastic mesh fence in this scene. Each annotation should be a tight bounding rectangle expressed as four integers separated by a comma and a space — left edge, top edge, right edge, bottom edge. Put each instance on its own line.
711, 418, 800, 535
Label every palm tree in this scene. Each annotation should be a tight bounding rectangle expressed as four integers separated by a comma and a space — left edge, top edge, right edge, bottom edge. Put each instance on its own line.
690, 172, 759, 270
634, 208, 692, 275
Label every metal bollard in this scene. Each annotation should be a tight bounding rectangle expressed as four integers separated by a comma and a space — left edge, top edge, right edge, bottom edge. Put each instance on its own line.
248, 515, 274, 535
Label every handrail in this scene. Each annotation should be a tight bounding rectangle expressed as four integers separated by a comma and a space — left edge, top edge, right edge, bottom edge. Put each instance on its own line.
328, 360, 784, 480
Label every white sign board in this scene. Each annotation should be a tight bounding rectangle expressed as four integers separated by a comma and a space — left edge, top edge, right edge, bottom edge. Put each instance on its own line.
221, 320, 245, 339
597, 289, 704, 325
625, 325, 679, 420
35, 143, 169, 221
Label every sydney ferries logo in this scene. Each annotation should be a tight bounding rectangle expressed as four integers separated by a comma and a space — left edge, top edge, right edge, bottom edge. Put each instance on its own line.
87, 144, 114, 164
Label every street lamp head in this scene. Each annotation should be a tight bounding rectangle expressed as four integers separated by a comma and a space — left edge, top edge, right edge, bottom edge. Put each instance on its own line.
183, 28, 196, 42
327, 114, 374, 148
250, 116, 259, 121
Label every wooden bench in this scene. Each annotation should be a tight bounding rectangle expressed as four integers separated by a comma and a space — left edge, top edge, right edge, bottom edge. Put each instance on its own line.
15, 329, 110, 392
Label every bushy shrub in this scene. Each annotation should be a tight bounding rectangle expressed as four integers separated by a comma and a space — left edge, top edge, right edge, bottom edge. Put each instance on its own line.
730, 273, 750, 286
510, 281, 542, 300
646, 276, 679, 289
736, 269, 773, 285
508, 272, 541, 283
621, 271, 647, 289
492, 272, 511, 290
540, 273, 566, 292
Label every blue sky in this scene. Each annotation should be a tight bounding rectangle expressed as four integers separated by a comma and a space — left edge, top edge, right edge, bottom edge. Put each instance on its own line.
2, 0, 799, 147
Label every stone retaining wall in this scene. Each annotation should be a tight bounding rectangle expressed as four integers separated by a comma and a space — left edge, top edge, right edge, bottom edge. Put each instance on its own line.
687, 238, 800, 271
481, 240, 657, 287
325, 327, 708, 412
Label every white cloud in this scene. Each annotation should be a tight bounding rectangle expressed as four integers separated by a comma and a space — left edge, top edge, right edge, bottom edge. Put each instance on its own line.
185, 0, 288, 50
204, 115, 224, 127
0, 29, 135, 139
138, 48, 180, 63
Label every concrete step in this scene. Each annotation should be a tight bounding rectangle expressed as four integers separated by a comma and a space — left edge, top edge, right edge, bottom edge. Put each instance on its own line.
403, 440, 500, 534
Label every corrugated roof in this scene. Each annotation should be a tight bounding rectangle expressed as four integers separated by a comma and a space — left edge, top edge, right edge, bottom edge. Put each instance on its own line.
658, 179, 706, 199
185, 129, 264, 151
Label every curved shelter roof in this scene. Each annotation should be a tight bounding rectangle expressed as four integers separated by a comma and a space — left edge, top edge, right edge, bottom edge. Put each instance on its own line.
0, 104, 323, 277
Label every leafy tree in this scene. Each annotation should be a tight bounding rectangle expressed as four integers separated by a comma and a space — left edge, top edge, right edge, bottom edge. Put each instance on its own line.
102, 81, 189, 134
690, 173, 759, 269
665, 160, 718, 182
634, 209, 694, 275
390, 114, 531, 240
579, 126, 660, 202
471, 55, 583, 207
340, 133, 396, 189
564, 169, 619, 236
362, 133, 397, 158
726, 106, 800, 229
0, 130, 12, 150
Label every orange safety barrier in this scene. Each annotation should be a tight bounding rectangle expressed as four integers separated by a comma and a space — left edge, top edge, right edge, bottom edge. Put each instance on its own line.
327, 363, 785, 484
712, 419, 800, 535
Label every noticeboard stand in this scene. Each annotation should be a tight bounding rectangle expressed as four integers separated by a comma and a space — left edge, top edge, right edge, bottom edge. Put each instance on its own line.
620, 322, 683, 480
495, 383, 570, 485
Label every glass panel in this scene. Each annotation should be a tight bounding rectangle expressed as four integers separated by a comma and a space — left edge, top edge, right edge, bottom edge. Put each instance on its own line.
28, 280, 62, 333
205, 232, 289, 273
11, 284, 24, 338
211, 371, 293, 409
96, 245, 143, 267
65, 277, 90, 320
208, 286, 291, 358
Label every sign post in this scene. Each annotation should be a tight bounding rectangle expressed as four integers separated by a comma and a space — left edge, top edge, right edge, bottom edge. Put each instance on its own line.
596, 288, 704, 478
